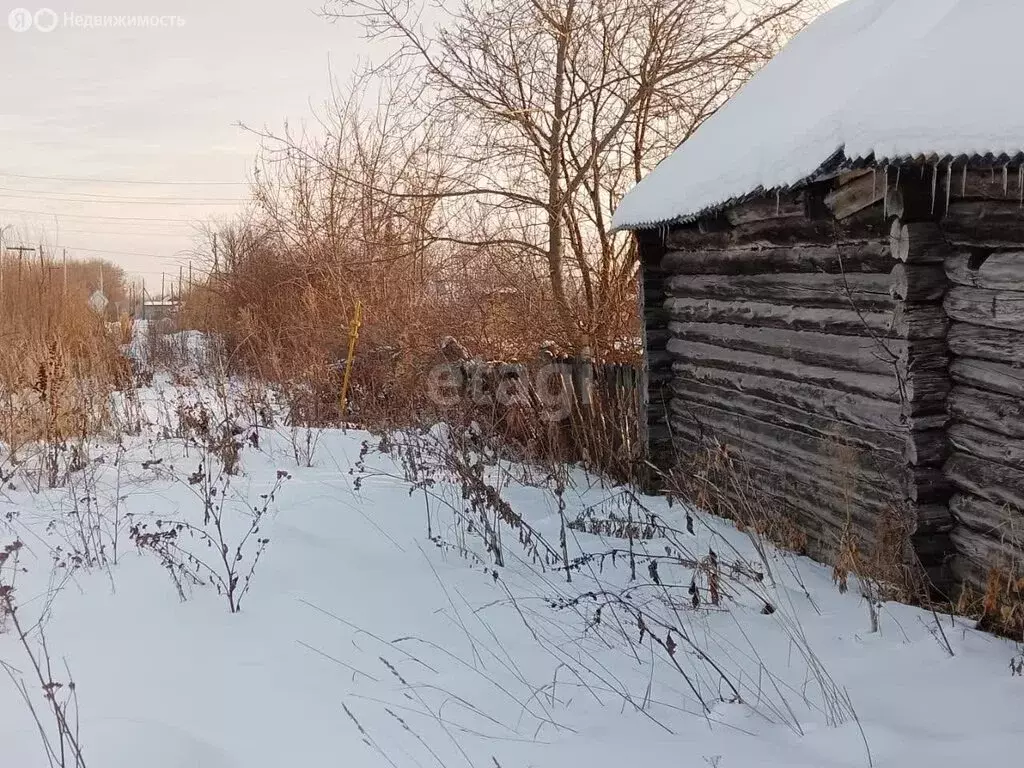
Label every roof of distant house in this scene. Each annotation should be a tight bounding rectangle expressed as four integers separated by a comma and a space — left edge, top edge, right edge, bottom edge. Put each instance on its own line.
612, 0, 1024, 231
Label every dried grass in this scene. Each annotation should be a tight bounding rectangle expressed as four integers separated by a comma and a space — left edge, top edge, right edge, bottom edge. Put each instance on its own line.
0, 256, 132, 457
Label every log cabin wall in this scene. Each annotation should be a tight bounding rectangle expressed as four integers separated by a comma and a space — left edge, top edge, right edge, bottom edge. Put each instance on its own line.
641, 171, 955, 587
637, 231, 674, 471
936, 166, 1024, 595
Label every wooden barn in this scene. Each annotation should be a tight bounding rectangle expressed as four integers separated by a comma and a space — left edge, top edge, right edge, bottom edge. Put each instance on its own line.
613, 0, 1024, 594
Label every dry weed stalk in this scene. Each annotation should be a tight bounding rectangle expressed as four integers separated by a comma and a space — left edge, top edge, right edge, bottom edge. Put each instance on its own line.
1, 540, 87, 768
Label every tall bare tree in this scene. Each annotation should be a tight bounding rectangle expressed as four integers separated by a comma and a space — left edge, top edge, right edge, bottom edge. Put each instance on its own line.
326, 0, 816, 353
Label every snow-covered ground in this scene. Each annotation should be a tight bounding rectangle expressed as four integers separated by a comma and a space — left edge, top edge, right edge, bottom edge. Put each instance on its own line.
0, 379, 1022, 768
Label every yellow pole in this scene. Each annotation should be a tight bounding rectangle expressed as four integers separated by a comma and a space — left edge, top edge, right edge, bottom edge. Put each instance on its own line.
339, 300, 363, 418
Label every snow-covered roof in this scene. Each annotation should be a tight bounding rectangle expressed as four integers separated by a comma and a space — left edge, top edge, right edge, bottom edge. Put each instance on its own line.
612, 0, 1024, 231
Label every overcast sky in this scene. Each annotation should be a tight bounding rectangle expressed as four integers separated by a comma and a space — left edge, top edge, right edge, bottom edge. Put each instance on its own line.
0, 0, 364, 288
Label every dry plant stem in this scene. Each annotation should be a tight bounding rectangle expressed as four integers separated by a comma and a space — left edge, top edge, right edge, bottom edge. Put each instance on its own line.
1, 543, 86, 767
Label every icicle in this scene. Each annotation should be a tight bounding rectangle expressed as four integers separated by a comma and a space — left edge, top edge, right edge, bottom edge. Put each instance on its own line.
883, 165, 889, 218
945, 161, 952, 213
1004, 164, 1009, 197
930, 162, 938, 215
962, 164, 967, 197
775, 190, 780, 215
872, 167, 878, 199
1018, 165, 1023, 207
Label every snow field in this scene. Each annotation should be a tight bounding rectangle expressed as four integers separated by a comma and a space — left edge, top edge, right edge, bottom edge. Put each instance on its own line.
0, 378, 1021, 767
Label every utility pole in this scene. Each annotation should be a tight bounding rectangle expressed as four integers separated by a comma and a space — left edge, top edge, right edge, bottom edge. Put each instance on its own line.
213, 233, 218, 273
161, 272, 165, 300
62, 248, 67, 296
8, 245, 35, 280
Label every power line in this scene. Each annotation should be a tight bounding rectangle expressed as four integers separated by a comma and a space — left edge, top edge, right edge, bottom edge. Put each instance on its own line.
0, 171, 247, 186
0, 207, 201, 223
47, 228, 199, 239
0, 188, 246, 205
63, 245, 197, 261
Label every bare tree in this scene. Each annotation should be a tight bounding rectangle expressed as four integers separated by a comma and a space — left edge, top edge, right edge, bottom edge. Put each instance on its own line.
325, 0, 816, 353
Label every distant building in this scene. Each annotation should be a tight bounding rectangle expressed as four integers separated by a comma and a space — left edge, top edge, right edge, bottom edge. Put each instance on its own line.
139, 298, 178, 332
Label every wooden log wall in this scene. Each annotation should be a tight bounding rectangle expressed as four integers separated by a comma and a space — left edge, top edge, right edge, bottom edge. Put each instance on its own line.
637, 231, 673, 471
640, 172, 955, 586
939, 165, 1024, 594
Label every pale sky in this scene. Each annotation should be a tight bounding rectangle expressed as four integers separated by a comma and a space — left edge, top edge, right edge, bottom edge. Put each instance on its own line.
0, 0, 365, 289
0, 0, 841, 291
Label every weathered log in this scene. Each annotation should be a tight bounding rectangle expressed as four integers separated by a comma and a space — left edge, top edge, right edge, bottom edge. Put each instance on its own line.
665, 296, 948, 339
667, 435, 840, 544
945, 251, 1024, 290
669, 414, 905, 511
668, 320, 945, 377
670, 375, 944, 465
666, 271, 897, 310
907, 429, 950, 468
668, 262, 944, 307
950, 520, 1024, 594
644, 328, 671, 349
666, 206, 889, 250
889, 220, 950, 263
890, 264, 948, 302
660, 242, 893, 276
667, 337, 898, 399
946, 452, 1024, 510
949, 357, 1024, 399
945, 285, 1024, 332
667, 376, 892, 454
942, 200, 1024, 247
949, 385, 1024, 439
947, 324, 1024, 366
724, 194, 805, 225
669, 401, 950, 503
950, 493, 1024, 548
825, 170, 888, 220
667, 338, 948, 410
673, 428, 951, 563
671, 359, 908, 429
949, 422, 1024, 471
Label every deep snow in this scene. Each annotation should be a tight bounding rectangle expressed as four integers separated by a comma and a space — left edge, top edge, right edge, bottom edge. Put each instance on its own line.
0, 380, 1022, 768
613, 0, 1024, 230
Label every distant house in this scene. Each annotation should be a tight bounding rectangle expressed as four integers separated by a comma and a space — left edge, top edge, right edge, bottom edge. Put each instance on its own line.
139, 298, 178, 332
613, 0, 1024, 595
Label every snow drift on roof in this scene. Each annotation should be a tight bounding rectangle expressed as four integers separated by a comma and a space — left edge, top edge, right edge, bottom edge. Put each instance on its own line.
612, 0, 1024, 231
